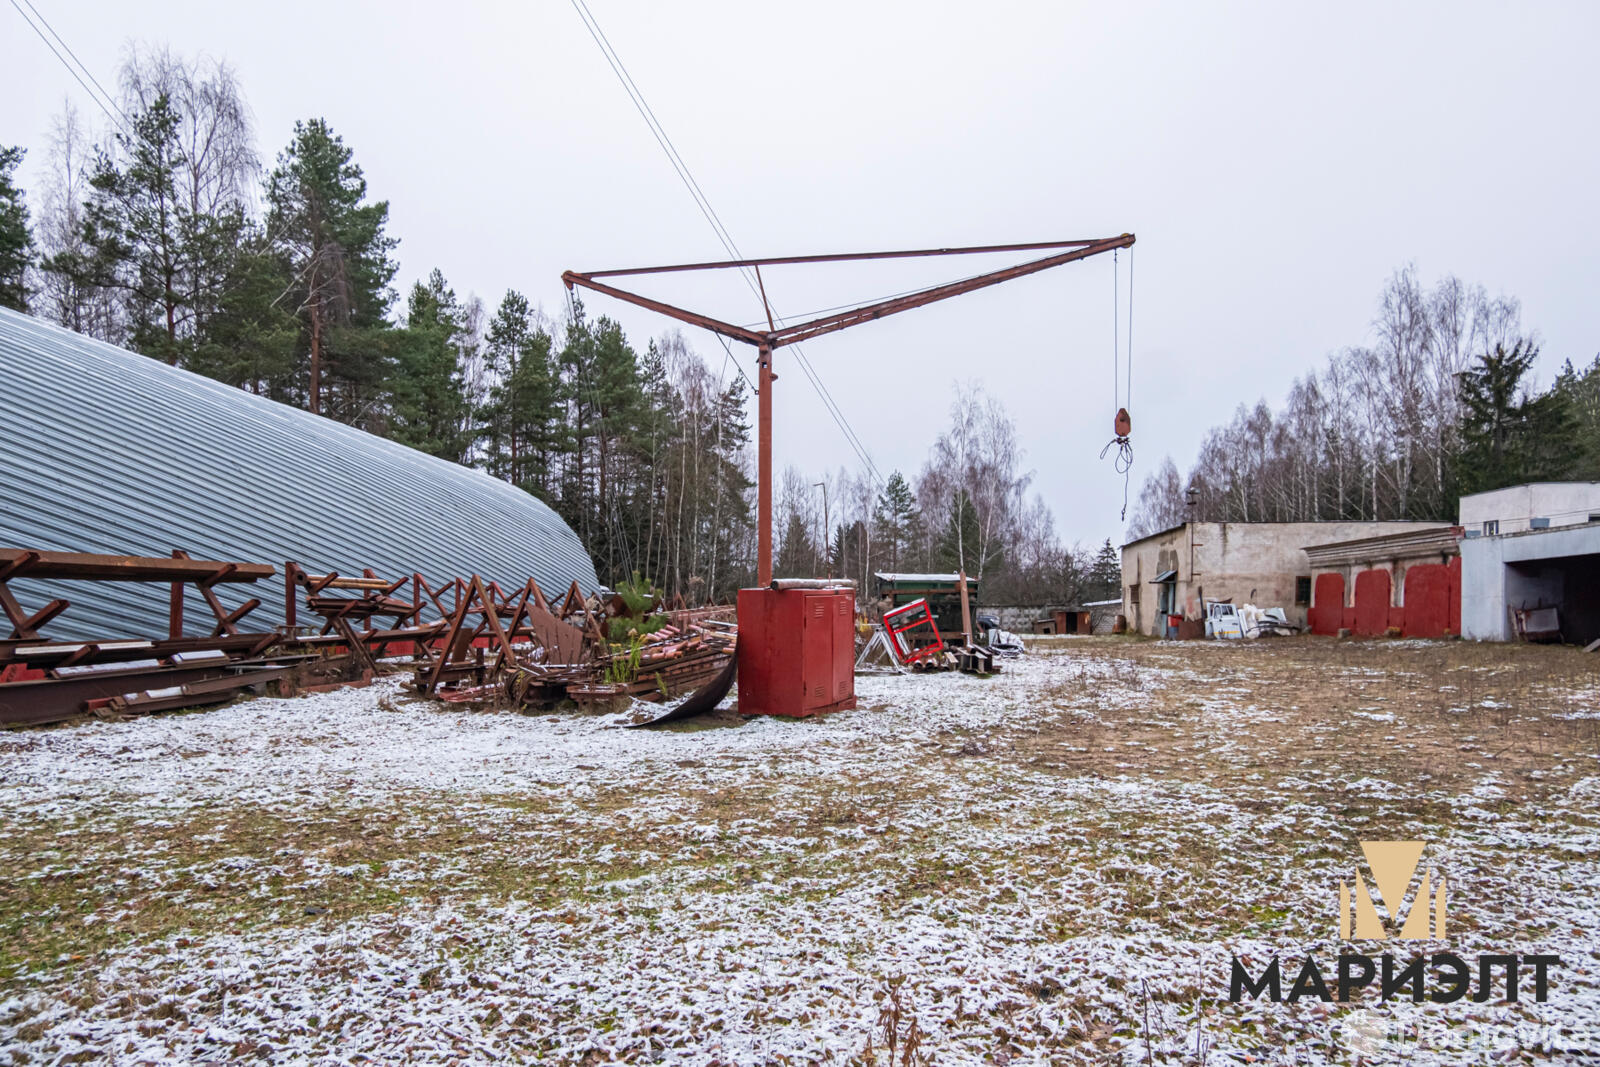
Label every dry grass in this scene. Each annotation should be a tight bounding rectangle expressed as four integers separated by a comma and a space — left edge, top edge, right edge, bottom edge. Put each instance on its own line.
1021, 636, 1599, 803
2, 635, 1596, 1062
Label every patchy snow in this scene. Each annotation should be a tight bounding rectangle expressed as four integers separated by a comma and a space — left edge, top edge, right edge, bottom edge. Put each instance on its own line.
2, 644, 1597, 1064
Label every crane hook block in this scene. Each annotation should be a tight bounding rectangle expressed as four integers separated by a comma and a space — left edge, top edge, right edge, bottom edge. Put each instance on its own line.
1114, 407, 1131, 438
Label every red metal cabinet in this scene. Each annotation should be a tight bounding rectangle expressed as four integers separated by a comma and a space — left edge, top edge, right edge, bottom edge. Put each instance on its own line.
737, 586, 857, 717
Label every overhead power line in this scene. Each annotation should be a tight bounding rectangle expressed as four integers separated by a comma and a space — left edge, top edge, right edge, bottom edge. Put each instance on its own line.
567, 0, 884, 488
7, 0, 130, 135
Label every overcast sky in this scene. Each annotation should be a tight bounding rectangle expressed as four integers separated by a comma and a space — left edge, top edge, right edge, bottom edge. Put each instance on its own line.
5, 1, 1597, 545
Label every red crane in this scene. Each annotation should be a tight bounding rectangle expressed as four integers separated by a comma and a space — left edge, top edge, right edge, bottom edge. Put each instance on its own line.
563, 233, 1134, 587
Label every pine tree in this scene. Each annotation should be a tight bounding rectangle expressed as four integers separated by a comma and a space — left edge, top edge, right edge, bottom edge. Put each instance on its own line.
872, 471, 917, 573
1457, 341, 1575, 493
556, 306, 645, 581
266, 118, 397, 418
775, 511, 816, 579
1552, 356, 1600, 480
188, 224, 297, 394
389, 269, 471, 461
0, 146, 32, 312
1088, 539, 1121, 602
79, 96, 187, 360
48, 95, 248, 363
484, 290, 558, 495
706, 376, 754, 596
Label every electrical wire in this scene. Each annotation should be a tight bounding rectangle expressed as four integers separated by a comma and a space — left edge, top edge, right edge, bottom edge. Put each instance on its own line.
732, 261, 1006, 331
568, 0, 884, 487
19, 0, 128, 127
1127, 245, 1134, 412
7, 0, 130, 135
710, 333, 756, 393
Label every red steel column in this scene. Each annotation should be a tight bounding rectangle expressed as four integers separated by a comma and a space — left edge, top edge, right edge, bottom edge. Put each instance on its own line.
757, 344, 773, 587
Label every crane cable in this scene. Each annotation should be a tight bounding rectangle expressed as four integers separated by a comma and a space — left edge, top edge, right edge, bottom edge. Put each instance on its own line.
1099, 247, 1135, 519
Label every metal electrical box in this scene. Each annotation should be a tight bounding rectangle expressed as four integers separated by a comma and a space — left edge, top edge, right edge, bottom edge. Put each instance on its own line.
736, 586, 857, 717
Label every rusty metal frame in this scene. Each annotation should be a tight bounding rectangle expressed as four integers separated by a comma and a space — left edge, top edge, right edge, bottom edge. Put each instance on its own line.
562, 235, 1135, 351
562, 234, 1134, 585
1, 547, 273, 644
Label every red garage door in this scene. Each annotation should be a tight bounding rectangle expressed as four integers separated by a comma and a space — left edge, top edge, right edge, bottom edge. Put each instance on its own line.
1309, 574, 1345, 635
1352, 569, 1392, 636
1402, 564, 1453, 638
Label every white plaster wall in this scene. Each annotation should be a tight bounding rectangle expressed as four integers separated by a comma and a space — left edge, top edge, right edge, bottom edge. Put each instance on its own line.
1459, 483, 1600, 534
1460, 522, 1600, 640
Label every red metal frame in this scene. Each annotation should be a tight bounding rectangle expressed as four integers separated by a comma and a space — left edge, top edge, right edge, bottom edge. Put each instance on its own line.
883, 597, 944, 665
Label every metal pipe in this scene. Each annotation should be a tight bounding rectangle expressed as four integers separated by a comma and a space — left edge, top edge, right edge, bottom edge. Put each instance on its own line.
561, 234, 1135, 592
815, 481, 829, 578
576, 237, 1112, 279
757, 344, 773, 587
768, 235, 1135, 348
560, 272, 768, 347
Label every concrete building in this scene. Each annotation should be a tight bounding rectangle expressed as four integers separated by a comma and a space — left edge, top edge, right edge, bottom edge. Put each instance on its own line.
1120, 521, 1445, 636
1460, 519, 1600, 644
1459, 482, 1600, 537
1456, 483, 1600, 644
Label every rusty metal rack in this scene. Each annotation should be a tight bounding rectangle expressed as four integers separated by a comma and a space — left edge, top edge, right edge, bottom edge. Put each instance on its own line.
281, 562, 450, 672
3, 545, 740, 727
414, 576, 600, 701
0, 547, 294, 726
0, 548, 447, 727
411, 576, 737, 711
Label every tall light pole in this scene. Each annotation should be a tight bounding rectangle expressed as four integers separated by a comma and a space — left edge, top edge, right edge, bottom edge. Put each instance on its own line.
814, 481, 830, 578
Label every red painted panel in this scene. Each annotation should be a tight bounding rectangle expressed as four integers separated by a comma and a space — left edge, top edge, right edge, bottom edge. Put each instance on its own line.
736, 588, 782, 716
1309, 574, 1345, 635
802, 593, 833, 710
738, 587, 856, 717
832, 595, 855, 707
1402, 563, 1454, 638
1352, 569, 1392, 636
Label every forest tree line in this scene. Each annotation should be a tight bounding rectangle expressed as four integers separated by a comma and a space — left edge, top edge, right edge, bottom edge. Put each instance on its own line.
0, 45, 1122, 607
1129, 269, 1600, 537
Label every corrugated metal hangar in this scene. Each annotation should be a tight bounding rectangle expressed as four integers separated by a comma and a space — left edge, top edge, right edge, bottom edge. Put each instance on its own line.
0, 308, 599, 641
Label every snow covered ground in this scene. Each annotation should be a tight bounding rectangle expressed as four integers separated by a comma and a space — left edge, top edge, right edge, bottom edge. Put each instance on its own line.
1, 638, 1597, 1064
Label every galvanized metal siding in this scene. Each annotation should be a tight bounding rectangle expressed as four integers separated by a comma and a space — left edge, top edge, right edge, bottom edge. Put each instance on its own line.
0, 309, 599, 641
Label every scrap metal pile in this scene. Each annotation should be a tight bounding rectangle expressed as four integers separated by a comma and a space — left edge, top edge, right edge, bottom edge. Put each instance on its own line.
854, 595, 1016, 676
1, 545, 734, 728
410, 577, 736, 709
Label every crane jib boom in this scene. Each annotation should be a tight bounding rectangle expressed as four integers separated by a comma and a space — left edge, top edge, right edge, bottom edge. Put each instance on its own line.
560, 232, 1135, 587
560, 234, 1134, 350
